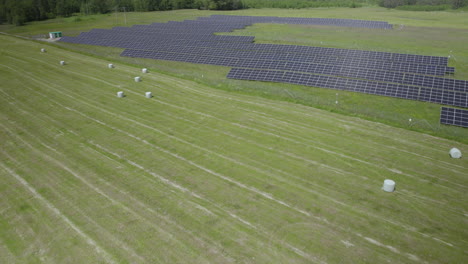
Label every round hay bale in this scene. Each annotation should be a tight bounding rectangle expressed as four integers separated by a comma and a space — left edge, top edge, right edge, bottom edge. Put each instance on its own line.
117, 91, 124, 98
142, 68, 148, 73
449, 148, 462, 159
41, 48, 46, 53
134, 76, 141, 82
108, 64, 114, 69
382, 179, 395, 192
60, 61, 66, 66
145, 92, 152, 98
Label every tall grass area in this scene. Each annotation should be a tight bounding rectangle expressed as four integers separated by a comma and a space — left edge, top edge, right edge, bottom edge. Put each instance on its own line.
242, 0, 375, 8
395, 4, 451, 11
1, 7, 466, 143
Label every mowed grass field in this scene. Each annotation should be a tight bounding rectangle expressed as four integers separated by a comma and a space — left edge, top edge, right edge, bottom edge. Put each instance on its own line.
1, 27, 468, 264
4, 8, 466, 141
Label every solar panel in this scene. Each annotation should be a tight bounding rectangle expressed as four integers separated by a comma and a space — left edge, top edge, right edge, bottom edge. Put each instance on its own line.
59, 15, 467, 109
119, 48, 466, 94
440, 107, 468, 128
227, 68, 468, 108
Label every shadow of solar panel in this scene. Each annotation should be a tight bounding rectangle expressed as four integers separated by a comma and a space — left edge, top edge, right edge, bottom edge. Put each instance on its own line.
440, 107, 468, 128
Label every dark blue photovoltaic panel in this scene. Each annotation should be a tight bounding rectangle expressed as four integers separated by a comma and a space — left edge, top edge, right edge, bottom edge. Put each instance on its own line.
440, 107, 468, 128
119, 49, 467, 94
59, 14, 467, 108
226, 68, 468, 108
120, 44, 453, 76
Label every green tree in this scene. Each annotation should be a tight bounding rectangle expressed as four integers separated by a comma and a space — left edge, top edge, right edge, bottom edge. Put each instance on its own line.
452, 0, 467, 8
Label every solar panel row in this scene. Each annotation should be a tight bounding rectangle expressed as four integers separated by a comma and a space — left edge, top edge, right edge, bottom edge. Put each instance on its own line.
440, 107, 468, 128
227, 68, 468, 108
76, 31, 255, 43
198, 15, 393, 29
62, 31, 449, 67
121, 49, 466, 93
59, 15, 465, 110
126, 44, 453, 76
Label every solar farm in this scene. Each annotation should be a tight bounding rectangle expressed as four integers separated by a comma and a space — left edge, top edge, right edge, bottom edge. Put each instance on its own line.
1, 9, 467, 264
60, 15, 468, 126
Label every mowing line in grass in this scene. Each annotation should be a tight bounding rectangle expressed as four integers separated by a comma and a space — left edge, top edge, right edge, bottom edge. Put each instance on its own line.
0, 163, 117, 264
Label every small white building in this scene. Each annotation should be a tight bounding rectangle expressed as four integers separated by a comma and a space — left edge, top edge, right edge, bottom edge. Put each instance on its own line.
49, 31, 62, 39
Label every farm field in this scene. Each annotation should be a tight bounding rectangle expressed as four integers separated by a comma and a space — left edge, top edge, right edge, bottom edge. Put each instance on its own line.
1, 24, 468, 264
2, 8, 466, 141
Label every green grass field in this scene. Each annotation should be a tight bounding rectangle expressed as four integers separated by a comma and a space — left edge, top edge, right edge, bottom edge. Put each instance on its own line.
0, 7, 467, 263
2, 7, 466, 142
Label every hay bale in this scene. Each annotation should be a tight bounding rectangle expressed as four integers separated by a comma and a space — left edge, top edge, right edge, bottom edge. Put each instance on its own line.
60, 61, 65, 66
145, 92, 152, 98
142, 68, 148, 73
117, 91, 124, 98
382, 179, 395, 192
41, 48, 46, 53
134, 76, 141, 82
108, 64, 114, 69
449, 148, 462, 159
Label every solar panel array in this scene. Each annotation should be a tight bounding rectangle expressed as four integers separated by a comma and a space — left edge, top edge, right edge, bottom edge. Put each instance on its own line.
198, 15, 393, 29
440, 107, 468, 128
59, 14, 467, 125
227, 68, 467, 108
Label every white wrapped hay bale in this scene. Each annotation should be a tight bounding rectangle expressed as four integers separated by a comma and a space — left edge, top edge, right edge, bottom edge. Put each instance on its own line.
41, 48, 46, 53
145, 92, 152, 98
382, 179, 395, 192
117, 91, 124, 98
134, 76, 141, 82
108, 64, 114, 69
60, 61, 66, 65
142, 68, 148, 73
449, 148, 462, 159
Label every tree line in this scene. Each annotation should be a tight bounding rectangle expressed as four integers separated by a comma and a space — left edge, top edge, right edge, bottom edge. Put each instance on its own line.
0, 0, 244, 25
1, 0, 466, 26
379, 0, 467, 8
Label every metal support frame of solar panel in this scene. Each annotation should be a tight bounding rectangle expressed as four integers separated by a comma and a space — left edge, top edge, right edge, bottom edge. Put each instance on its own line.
440, 107, 468, 128
226, 68, 468, 108
119, 48, 466, 93
137, 43, 453, 76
